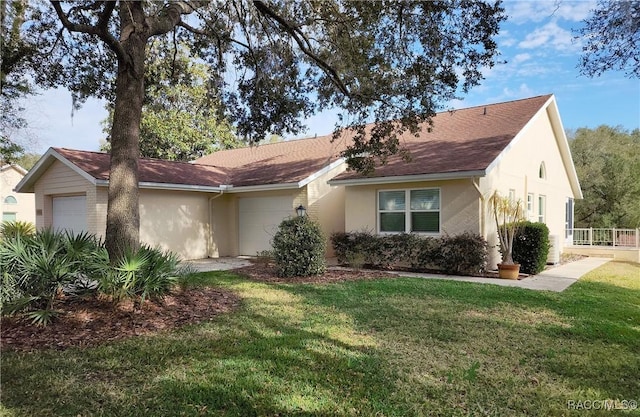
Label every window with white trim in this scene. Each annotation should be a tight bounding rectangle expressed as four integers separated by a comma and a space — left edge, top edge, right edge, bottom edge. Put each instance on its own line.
538, 195, 546, 223
4, 196, 17, 204
527, 193, 535, 219
378, 189, 440, 233
508, 189, 516, 202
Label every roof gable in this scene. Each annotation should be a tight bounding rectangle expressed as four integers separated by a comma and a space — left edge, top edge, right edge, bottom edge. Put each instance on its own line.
331, 95, 553, 182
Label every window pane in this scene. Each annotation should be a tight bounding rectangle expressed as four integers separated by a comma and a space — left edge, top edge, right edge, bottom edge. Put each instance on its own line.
4, 196, 17, 204
2, 212, 17, 222
410, 189, 439, 210
412, 212, 439, 232
380, 212, 405, 232
379, 191, 405, 211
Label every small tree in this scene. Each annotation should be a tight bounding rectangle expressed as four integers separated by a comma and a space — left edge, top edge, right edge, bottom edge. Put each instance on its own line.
489, 191, 524, 265
272, 216, 326, 278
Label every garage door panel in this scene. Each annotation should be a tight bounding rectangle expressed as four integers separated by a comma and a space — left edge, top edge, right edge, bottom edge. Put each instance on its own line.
239, 197, 292, 256
52, 196, 87, 235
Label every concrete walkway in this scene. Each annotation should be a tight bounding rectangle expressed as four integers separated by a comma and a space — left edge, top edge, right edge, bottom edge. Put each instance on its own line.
187, 257, 252, 272
388, 257, 610, 292
186, 256, 611, 292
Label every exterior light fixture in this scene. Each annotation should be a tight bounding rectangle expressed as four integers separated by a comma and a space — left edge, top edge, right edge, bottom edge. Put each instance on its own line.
296, 205, 306, 217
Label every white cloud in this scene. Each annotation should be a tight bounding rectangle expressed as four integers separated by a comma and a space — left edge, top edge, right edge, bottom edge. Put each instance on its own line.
505, 0, 596, 24
512, 53, 532, 64
502, 83, 535, 99
518, 21, 577, 52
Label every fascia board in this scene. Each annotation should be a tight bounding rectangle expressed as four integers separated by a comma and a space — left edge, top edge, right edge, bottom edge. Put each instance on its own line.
328, 170, 486, 186
223, 182, 300, 193
297, 158, 347, 188
545, 98, 584, 199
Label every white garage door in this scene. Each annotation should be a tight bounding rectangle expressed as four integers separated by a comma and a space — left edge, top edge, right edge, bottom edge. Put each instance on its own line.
239, 196, 293, 256
52, 196, 87, 235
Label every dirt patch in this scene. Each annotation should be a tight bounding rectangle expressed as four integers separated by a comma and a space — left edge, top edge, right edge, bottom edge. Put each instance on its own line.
1, 287, 240, 352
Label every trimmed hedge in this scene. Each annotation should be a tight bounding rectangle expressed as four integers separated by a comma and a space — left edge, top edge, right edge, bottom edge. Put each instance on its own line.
330, 231, 488, 276
272, 216, 326, 277
512, 221, 550, 275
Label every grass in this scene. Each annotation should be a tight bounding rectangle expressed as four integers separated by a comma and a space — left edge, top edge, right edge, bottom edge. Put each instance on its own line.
1, 261, 639, 416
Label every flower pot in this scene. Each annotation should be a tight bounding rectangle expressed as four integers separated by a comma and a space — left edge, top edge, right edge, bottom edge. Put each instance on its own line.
498, 263, 520, 279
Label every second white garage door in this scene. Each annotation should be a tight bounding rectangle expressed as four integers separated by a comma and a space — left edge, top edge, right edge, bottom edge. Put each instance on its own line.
238, 196, 293, 256
52, 195, 87, 235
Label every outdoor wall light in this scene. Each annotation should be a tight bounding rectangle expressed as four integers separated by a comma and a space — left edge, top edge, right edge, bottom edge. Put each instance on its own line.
296, 205, 306, 217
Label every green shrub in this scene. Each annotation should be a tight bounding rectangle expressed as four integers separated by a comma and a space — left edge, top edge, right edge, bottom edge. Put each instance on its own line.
410, 236, 440, 270
437, 233, 488, 275
0, 220, 35, 240
272, 216, 326, 277
331, 232, 419, 269
331, 231, 488, 276
95, 245, 183, 308
0, 229, 80, 324
513, 221, 550, 274
0, 228, 185, 321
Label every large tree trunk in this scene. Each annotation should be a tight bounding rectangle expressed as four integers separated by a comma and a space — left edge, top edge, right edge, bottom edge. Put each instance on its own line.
105, 35, 146, 262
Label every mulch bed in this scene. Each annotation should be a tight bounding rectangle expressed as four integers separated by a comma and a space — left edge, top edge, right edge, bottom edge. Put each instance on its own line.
235, 263, 397, 284
1, 287, 240, 352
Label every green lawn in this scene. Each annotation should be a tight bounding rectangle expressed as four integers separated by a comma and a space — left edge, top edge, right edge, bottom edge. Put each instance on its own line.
1, 262, 639, 416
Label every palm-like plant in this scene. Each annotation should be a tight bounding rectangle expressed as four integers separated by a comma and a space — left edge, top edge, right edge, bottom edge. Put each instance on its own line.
488, 191, 524, 266
0, 221, 36, 240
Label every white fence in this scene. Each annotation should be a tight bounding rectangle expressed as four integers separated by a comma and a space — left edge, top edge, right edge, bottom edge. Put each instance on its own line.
568, 228, 640, 248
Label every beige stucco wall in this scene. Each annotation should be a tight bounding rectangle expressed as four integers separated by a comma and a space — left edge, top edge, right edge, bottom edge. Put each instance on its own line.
139, 189, 210, 259
344, 179, 480, 236
1, 166, 35, 224
32, 161, 211, 259
480, 106, 576, 268
305, 163, 347, 255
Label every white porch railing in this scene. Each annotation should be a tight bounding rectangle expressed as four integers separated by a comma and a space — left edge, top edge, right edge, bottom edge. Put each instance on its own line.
568, 228, 640, 248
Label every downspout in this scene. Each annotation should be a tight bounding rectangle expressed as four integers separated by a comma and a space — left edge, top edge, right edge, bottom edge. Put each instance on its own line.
471, 177, 486, 238
208, 190, 225, 258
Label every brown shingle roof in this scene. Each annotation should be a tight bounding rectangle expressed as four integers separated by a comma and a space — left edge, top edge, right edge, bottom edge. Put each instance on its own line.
54, 95, 552, 188
54, 148, 229, 187
332, 94, 552, 181
194, 133, 349, 186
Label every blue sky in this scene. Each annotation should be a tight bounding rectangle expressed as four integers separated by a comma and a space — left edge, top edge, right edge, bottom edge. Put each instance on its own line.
18, 0, 640, 154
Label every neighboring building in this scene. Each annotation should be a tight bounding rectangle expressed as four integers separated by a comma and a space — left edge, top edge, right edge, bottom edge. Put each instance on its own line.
1, 164, 36, 225
15, 95, 582, 267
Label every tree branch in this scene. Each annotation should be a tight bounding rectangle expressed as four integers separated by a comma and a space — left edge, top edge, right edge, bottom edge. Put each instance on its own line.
50, 1, 127, 63
252, 0, 350, 97
145, 1, 204, 38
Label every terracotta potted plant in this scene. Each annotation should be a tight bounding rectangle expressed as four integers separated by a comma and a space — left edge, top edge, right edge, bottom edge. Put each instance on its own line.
489, 191, 524, 279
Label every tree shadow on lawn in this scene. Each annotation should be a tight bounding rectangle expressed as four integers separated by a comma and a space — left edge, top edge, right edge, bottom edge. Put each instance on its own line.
1, 287, 407, 417
284, 277, 640, 403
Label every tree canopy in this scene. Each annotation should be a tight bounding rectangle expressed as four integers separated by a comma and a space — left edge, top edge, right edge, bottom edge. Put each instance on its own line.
569, 125, 640, 228
576, 0, 640, 78
101, 39, 241, 161
18, 0, 506, 259
1, 0, 36, 163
